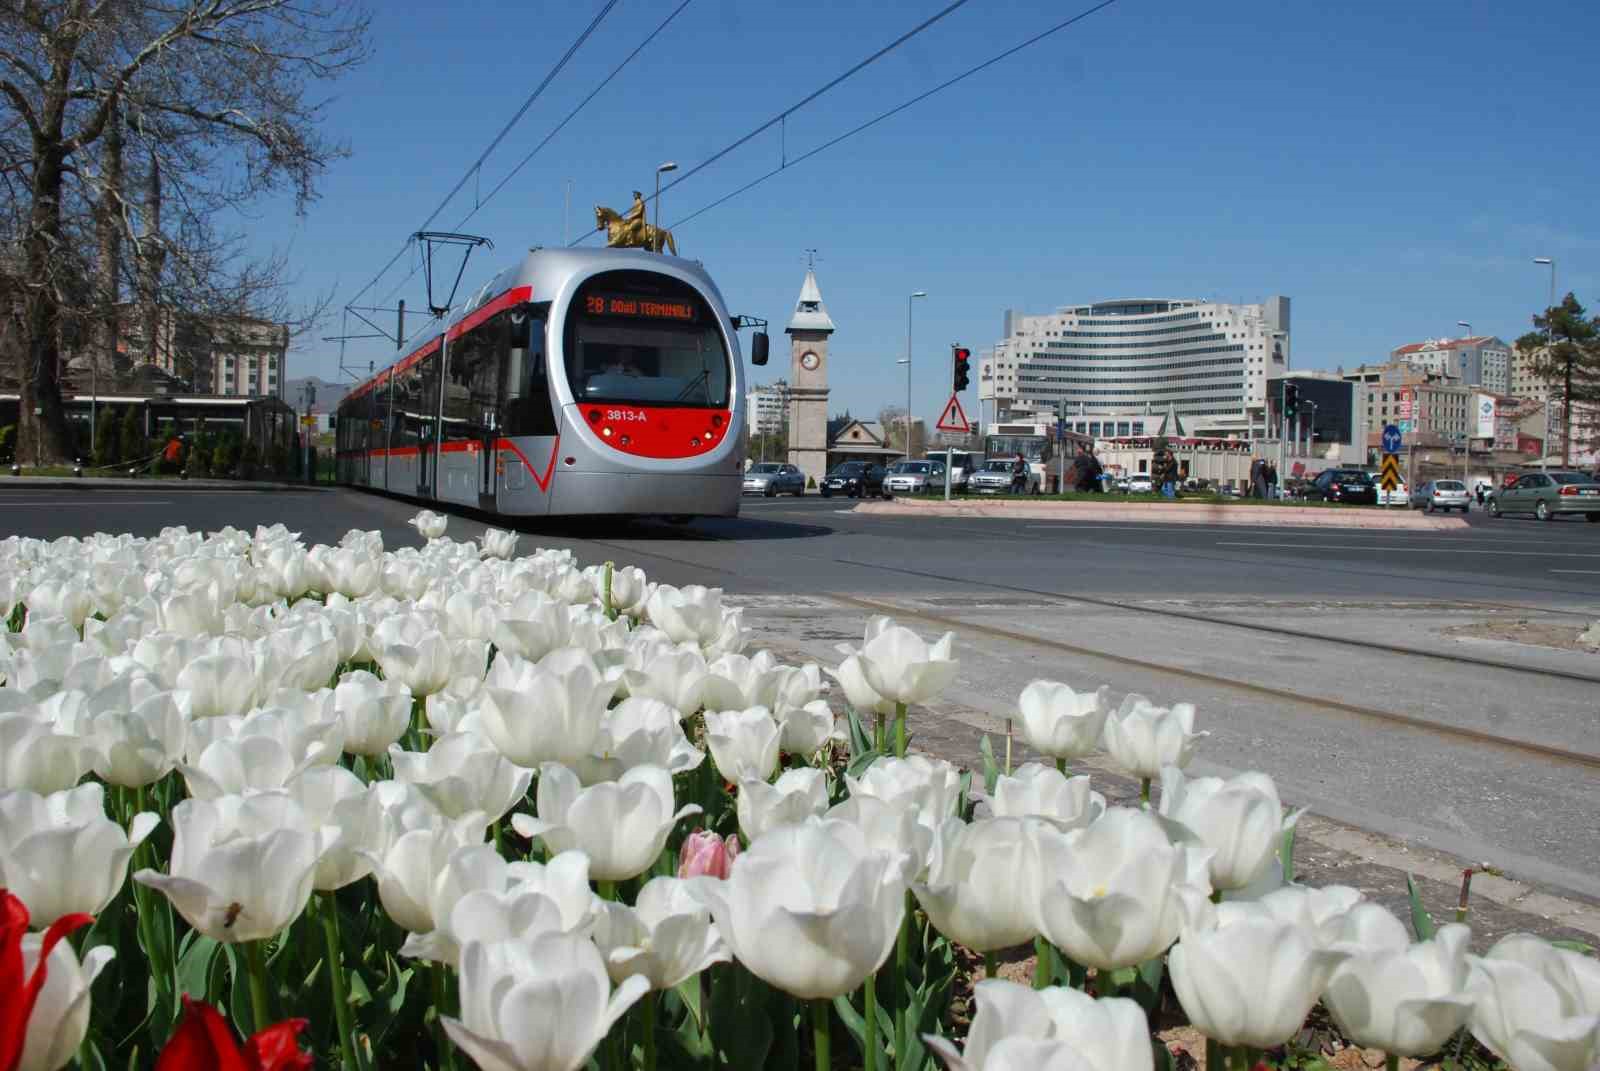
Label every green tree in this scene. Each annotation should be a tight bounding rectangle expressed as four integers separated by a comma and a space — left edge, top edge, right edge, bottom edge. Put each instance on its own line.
92, 411, 118, 467
1515, 293, 1600, 464
117, 405, 144, 465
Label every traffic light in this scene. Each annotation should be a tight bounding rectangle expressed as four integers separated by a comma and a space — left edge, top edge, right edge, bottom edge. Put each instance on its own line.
952, 346, 971, 392
1284, 382, 1299, 419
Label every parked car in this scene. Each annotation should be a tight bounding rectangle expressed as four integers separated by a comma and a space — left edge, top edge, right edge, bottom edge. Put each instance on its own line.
1366, 471, 1408, 506
820, 461, 888, 499
969, 458, 1041, 494
1127, 475, 1154, 494
1307, 468, 1377, 504
1488, 471, 1600, 522
1114, 477, 1132, 493
883, 460, 946, 495
1410, 478, 1471, 513
742, 462, 806, 497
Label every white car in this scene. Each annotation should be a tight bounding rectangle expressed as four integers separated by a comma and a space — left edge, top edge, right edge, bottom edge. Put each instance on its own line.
1128, 475, 1154, 494
1368, 472, 1407, 506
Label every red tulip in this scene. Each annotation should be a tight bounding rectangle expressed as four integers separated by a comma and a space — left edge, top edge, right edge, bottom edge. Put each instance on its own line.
155, 997, 311, 1071
677, 828, 739, 880
1, 889, 92, 1071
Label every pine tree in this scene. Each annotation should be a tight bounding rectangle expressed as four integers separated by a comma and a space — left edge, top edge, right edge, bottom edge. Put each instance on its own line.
117, 405, 145, 466
1514, 293, 1600, 464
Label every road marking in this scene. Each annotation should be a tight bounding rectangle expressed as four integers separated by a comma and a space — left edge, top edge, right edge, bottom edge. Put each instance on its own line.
0, 499, 177, 506
1218, 540, 1600, 558
1550, 570, 1600, 575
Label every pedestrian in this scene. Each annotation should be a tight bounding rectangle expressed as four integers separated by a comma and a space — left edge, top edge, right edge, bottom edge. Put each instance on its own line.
1152, 438, 1178, 499
162, 433, 184, 473
1010, 453, 1028, 494
1475, 482, 1487, 507
1249, 457, 1267, 499
1265, 461, 1279, 500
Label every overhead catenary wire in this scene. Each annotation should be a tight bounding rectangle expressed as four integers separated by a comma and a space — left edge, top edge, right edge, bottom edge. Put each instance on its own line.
666, 0, 1122, 233
341, 0, 622, 314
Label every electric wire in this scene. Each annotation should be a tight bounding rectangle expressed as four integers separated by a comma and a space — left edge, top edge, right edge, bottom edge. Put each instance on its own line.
341, 0, 621, 313
667, 0, 1122, 232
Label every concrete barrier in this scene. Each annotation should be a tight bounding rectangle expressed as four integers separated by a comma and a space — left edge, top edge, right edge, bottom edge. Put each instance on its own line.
856, 497, 1470, 529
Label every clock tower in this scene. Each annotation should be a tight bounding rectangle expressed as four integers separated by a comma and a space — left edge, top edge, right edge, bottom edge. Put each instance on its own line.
785, 268, 834, 487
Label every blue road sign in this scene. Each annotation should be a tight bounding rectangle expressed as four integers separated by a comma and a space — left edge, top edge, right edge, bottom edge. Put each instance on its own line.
1382, 424, 1403, 453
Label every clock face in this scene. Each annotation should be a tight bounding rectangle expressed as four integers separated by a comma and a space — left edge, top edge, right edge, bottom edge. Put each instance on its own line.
800, 352, 820, 371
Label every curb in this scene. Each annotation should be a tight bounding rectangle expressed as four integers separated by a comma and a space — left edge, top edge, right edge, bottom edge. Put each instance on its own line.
0, 476, 331, 493
856, 498, 1470, 529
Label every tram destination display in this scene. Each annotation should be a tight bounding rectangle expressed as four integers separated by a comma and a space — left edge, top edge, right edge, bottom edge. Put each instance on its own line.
583, 292, 697, 322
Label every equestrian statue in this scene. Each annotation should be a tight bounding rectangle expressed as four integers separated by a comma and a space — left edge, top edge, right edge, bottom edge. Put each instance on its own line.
594, 191, 678, 255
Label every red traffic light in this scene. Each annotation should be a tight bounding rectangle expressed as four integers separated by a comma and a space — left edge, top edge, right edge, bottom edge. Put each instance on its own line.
952, 345, 971, 392
953, 347, 971, 362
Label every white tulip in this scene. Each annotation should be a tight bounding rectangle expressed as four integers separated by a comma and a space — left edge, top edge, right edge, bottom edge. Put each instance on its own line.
1171, 903, 1348, 1049
1158, 767, 1299, 891
828, 654, 896, 718
444, 851, 602, 952
257, 618, 340, 693
1468, 934, 1600, 1071
409, 509, 448, 541
1034, 807, 1212, 971
699, 650, 779, 711
332, 669, 414, 756
134, 792, 333, 942
491, 590, 570, 662
776, 699, 841, 756
285, 764, 384, 891
855, 622, 958, 705
366, 813, 490, 935
584, 563, 651, 618
1101, 694, 1206, 780
825, 795, 934, 883
0, 784, 159, 926
978, 762, 1104, 831
478, 648, 616, 767
479, 527, 519, 560
180, 734, 319, 799
845, 754, 963, 835
176, 651, 258, 718
0, 712, 99, 793
14, 926, 116, 1071
513, 763, 699, 882
703, 706, 781, 783
444, 933, 649, 1071
575, 697, 704, 785
389, 732, 531, 823
1322, 905, 1473, 1056
703, 605, 751, 659
88, 689, 186, 787
319, 546, 381, 598
1016, 679, 1110, 760
914, 817, 1046, 953
442, 589, 499, 644
622, 643, 710, 714
736, 767, 829, 841
394, 843, 547, 966
925, 978, 1153, 1071
1252, 884, 1365, 944
692, 817, 905, 999
645, 584, 727, 647
25, 578, 95, 630
591, 875, 731, 990
374, 612, 454, 697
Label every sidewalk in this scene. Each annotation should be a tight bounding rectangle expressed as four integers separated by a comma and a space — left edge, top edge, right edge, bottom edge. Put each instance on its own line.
0, 474, 330, 493
859, 496, 1468, 529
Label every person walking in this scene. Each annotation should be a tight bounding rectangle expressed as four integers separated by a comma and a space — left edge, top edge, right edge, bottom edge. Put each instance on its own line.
1152, 438, 1178, 499
1265, 461, 1279, 500
1010, 453, 1028, 494
1249, 457, 1267, 499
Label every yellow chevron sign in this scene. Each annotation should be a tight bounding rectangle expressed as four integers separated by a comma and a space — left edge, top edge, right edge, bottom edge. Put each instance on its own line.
1380, 453, 1401, 492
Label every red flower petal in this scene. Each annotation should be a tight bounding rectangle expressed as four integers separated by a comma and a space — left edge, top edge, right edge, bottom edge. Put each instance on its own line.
156, 997, 252, 1071
0, 891, 91, 1071
244, 1019, 312, 1071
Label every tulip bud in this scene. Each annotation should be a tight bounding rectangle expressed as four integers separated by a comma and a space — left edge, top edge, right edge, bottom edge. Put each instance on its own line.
678, 829, 739, 880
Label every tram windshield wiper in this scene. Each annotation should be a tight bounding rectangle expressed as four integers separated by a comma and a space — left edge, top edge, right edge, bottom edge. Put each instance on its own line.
673, 368, 711, 403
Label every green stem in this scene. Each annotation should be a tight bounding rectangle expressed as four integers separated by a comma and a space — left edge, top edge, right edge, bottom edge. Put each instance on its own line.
603, 561, 617, 621
432, 962, 457, 1071
597, 880, 617, 902
895, 890, 913, 1065
874, 711, 885, 753
983, 951, 997, 979
493, 819, 505, 860
894, 702, 908, 758
1055, 757, 1067, 776
811, 999, 831, 1071
863, 971, 879, 1071
1140, 777, 1152, 805
1033, 936, 1051, 989
244, 940, 272, 1037
643, 992, 657, 1071
1206, 1038, 1223, 1071
1384, 1055, 1399, 1071
319, 893, 364, 1071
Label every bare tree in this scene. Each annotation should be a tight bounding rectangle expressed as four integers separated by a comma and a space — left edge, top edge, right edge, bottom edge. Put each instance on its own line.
0, 1, 368, 462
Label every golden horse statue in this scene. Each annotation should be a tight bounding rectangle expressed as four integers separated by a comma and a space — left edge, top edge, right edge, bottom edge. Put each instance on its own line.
594, 203, 677, 255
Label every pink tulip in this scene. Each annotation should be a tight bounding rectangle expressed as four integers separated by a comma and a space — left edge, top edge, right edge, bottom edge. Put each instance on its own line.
677, 829, 739, 880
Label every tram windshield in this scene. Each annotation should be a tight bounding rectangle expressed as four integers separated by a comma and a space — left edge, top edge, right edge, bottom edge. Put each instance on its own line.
566, 270, 730, 408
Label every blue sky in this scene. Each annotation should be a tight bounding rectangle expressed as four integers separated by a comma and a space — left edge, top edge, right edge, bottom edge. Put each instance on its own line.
260, 0, 1600, 425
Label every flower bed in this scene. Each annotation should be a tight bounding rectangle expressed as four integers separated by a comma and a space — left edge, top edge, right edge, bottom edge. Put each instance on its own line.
0, 511, 1594, 1071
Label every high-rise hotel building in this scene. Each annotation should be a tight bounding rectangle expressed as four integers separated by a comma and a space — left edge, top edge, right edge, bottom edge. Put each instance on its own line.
980, 297, 1290, 437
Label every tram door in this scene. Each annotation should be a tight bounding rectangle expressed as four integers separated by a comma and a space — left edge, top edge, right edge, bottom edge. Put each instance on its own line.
418, 344, 441, 498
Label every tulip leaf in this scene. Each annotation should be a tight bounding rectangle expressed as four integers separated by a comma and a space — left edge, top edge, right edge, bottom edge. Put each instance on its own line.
1280, 819, 1298, 884
176, 935, 220, 1004
1406, 873, 1436, 941
673, 975, 703, 1031
846, 748, 881, 780
1551, 939, 1595, 954
979, 735, 1000, 796
708, 964, 774, 1070
845, 703, 874, 759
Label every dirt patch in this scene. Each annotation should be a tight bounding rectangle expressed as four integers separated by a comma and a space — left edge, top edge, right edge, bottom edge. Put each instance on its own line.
1444, 618, 1600, 654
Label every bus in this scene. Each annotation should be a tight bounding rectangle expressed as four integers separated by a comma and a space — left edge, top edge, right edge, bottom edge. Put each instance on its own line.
336, 247, 767, 519
983, 420, 1093, 493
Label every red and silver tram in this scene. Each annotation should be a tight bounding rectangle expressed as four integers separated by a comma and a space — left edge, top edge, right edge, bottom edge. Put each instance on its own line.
335, 247, 767, 518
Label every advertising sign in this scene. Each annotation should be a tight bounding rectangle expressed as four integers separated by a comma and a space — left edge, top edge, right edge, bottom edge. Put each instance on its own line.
1474, 394, 1496, 439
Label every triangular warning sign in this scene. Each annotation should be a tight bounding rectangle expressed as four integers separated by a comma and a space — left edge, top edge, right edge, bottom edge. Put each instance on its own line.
935, 394, 971, 433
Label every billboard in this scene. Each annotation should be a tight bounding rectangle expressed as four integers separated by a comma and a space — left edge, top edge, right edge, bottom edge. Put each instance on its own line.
1474, 394, 1495, 439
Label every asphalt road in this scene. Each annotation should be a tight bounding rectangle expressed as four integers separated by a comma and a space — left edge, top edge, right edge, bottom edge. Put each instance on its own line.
6, 484, 1600, 902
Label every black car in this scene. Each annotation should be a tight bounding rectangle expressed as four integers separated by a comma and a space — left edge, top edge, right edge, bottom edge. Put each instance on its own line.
820, 461, 888, 499
1307, 468, 1377, 505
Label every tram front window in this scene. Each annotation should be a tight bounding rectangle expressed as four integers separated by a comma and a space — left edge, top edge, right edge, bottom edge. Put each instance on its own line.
566, 271, 729, 408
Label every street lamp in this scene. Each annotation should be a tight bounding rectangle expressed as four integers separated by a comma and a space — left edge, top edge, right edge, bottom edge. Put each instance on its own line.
905, 291, 926, 458
1533, 258, 1555, 469
654, 161, 678, 253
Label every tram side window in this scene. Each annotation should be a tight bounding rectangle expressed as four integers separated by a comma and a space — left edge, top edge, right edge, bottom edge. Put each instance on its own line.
442, 327, 500, 442
502, 304, 556, 437
392, 360, 432, 451
372, 379, 392, 450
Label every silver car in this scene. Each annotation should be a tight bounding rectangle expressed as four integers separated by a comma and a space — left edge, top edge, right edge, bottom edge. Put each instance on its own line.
1410, 478, 1471, 513
883, 460, 945, 495
969, 458, 1040, 494
742, 462, 806, 497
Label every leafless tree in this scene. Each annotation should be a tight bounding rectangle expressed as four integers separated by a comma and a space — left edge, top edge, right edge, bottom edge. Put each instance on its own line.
0, 0, 368, 462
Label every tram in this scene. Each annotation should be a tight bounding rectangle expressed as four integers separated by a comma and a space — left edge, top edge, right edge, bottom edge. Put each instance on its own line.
335, 247, 768, 518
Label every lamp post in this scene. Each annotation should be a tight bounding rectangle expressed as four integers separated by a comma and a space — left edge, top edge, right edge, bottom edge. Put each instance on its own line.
654, 161, 678, 252
1533, 258, 1555, 469
905, 290, 926, 458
